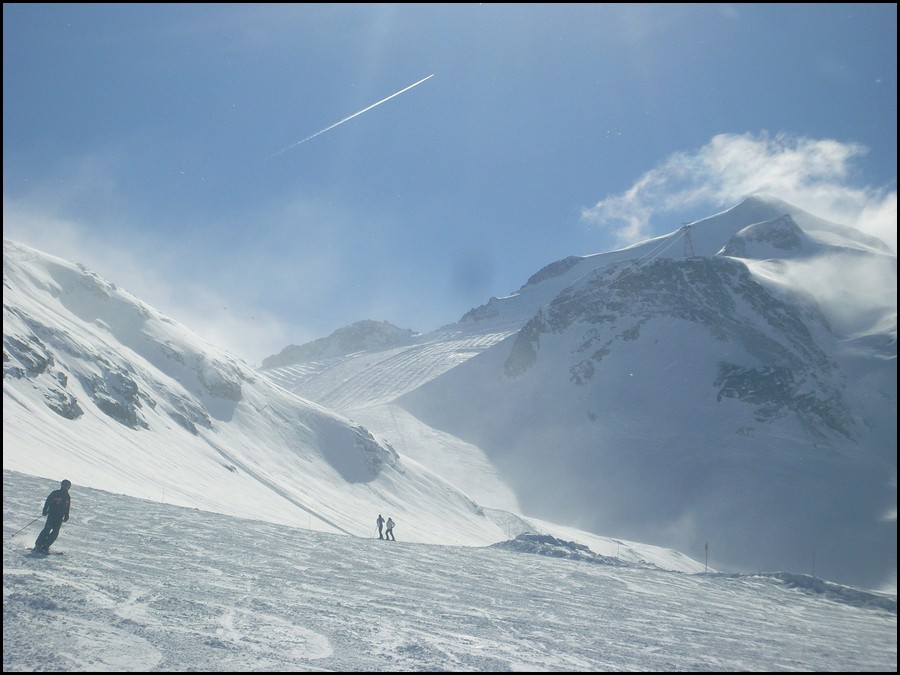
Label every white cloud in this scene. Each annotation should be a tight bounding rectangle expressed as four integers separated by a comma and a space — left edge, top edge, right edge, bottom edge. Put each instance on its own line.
856, 191, 898, 253
582, 132, 897, 252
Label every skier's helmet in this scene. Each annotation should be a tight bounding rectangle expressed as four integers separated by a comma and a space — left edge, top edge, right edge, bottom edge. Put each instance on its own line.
61, 479, 72, 489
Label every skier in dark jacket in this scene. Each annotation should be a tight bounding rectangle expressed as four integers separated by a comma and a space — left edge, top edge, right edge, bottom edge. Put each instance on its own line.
34, 479, 71, 553
376, 514, 385, 539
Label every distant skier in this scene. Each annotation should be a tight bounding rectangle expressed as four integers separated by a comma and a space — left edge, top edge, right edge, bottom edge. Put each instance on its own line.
34, 479, 72, 553
376, 514, 385, 540
385, 517, 395, 541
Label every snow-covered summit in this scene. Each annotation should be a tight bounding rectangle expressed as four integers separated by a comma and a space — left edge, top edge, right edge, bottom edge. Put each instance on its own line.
261, 320, 419, 370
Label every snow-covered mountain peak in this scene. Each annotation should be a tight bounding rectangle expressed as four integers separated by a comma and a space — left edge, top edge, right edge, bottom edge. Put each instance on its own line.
261, 319, 419, 370
718, 213, 810, 258
706, 192, 893, 254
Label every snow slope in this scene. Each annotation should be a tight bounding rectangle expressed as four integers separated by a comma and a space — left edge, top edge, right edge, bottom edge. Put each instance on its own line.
4, 470, 896, 672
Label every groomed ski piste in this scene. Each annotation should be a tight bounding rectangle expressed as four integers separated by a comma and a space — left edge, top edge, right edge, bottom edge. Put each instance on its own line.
4, 470, 896, 672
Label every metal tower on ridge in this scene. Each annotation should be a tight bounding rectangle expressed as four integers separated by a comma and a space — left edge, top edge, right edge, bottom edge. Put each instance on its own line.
681, 222, 696, 257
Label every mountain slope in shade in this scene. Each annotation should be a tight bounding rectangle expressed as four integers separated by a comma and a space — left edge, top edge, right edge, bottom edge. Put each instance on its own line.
399, 207, 896, 589
264, 194, 896, 590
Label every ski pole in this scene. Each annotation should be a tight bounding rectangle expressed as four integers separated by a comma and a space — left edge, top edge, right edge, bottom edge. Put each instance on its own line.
11, 515, 43, 537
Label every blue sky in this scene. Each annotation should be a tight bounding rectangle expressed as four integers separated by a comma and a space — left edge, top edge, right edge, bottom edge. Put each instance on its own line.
3, 3, 896, 365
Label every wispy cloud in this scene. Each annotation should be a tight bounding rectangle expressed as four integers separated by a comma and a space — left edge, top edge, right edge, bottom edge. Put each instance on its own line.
581, 132, 897, 252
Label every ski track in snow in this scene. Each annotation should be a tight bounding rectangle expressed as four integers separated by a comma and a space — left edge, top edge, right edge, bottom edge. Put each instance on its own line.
4, 471, 896, 672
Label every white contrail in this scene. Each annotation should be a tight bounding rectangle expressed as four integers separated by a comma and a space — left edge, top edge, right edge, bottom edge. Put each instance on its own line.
270, 74, 434, 158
